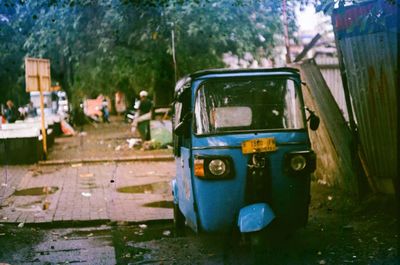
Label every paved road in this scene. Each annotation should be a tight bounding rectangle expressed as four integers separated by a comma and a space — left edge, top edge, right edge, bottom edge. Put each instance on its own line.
0, 161, 175, 224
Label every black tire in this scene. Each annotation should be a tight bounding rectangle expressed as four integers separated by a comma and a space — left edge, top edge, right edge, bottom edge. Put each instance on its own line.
250, 231, 265, 249
173, 202, 185, 235
249, 232, 268, 263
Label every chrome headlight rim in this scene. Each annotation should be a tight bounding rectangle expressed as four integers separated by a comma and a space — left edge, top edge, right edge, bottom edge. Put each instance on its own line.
208, 159, 227, 176
290, 154, 307, 171
285, 150, 316, 175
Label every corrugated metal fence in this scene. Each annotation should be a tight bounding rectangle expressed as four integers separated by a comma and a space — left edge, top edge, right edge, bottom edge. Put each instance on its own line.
332, 1, 398, 194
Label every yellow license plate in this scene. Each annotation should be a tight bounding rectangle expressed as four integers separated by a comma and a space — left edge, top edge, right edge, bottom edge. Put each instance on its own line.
241, 138, 277, 154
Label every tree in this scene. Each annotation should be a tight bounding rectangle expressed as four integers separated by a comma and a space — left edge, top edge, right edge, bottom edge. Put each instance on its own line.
0, 0, 299, 107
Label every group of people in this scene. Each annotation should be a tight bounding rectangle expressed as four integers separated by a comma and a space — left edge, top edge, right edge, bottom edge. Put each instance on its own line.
2, 90, 153, 143
1, 100, 37, 124
74, 90, 152, 142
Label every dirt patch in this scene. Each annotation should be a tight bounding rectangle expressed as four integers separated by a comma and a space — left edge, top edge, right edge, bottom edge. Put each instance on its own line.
47, 116, 172, 161
304, 182, 398, 264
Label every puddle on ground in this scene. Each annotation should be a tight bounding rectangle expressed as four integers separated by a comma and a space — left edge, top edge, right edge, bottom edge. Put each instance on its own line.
64, 228, 111, 238
15, 205, 43, 212
143, 200, 173, 209
117, 181, 170, 194
13, 187, 59, 196
17, 200, 43, 207
118, 246, 151, 263
112, 222, 191, 264
14, 199, 44, 212
113, 223, 175, 245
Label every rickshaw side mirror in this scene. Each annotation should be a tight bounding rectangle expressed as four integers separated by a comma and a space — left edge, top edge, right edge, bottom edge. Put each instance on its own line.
174, 112, 192, 137
306, 107, 320, 131
309, 114, 320, 131
174, 121, 186, 136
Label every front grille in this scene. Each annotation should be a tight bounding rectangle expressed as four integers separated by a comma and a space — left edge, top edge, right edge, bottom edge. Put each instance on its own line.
244, 153, 271, 204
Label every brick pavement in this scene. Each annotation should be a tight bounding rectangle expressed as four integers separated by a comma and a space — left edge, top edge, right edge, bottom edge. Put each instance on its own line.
0, 161, 175, 224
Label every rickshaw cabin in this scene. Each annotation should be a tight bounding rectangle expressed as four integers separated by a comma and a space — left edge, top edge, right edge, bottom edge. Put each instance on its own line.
172, 68, 316, 234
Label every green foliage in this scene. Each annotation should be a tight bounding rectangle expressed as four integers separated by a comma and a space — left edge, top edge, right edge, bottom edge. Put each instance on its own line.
0, 0, 299, 106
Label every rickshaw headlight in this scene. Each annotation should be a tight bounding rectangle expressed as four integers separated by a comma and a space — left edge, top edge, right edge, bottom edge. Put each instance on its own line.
290, 155, 307, 171
285, 151, 316, 175
194, 156, 234, 179
208, 159, 226, 176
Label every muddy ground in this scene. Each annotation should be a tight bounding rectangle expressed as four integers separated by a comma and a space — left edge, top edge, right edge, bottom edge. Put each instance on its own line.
0, 182, 398, 264
118, 185, 398, 265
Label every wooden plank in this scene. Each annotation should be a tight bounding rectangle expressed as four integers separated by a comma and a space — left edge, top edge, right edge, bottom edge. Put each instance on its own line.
300, 59, 358, 193
25, 57, 51, 92
294, 33, 321, 63
25, 57, 51, 157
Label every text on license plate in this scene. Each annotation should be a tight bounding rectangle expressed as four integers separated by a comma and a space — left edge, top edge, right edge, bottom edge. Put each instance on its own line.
241, 138, 277, 154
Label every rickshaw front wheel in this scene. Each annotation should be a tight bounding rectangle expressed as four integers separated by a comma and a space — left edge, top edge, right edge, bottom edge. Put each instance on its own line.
249, 231, 266, 248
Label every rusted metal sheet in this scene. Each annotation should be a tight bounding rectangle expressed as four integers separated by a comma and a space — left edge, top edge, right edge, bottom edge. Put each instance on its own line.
332, 1, 398, 194
300, 59, 358, 193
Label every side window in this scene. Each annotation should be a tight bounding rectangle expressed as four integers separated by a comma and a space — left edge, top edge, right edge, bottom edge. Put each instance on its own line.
173, 82, 191, 156
173, 101, 182, 157
180, 88, 191, 143
173, 102, 182, 130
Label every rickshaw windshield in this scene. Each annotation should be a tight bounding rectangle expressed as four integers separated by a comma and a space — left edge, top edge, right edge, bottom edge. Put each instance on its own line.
194, 77, 305, 135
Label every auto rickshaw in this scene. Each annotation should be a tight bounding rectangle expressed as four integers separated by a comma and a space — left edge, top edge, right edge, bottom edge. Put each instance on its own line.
171, 68, 319, 238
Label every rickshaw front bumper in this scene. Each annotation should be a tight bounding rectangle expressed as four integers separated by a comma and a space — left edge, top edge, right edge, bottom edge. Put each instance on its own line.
237, 203, 275, 233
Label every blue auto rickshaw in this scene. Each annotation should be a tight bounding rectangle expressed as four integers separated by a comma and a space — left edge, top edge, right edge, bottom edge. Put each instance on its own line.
171, 68, 319, 238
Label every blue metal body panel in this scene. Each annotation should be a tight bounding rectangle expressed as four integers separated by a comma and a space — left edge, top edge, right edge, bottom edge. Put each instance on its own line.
238, 203, 275, 233
189, 132, 311, 232
193, 131, 309, 148
171, 179, 178, 204
175, 148, 198, 232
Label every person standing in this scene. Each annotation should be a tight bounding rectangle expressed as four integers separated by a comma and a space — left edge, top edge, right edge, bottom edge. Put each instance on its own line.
51, 91, 59, 114
72, 101, 86, 132
4, 100, 19, 123
27, 101, 37, 117
101, 98, 110, 123
114, 90, 126, 116
137, 90, 153, 141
